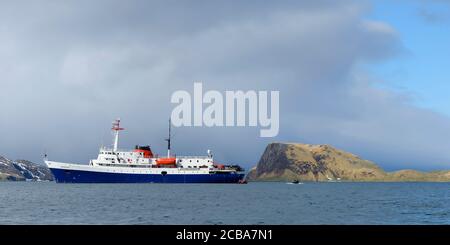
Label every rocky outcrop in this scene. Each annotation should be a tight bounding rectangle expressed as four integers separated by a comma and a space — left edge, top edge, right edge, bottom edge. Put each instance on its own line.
0, 156, 53, 181
247, 142, 450, 182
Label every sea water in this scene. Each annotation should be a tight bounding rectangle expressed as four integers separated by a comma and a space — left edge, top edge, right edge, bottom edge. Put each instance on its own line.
0, 182, 449, 224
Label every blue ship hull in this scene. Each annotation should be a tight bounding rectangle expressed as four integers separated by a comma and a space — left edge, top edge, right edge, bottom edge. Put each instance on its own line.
50, 168, 245, 183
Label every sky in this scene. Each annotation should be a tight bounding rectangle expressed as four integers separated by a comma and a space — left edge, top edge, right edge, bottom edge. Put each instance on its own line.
369, 0, 450, 116
0, 0, 450, 171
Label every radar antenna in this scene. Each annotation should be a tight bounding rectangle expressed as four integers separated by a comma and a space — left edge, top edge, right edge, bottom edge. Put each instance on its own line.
112, 118, 124, 152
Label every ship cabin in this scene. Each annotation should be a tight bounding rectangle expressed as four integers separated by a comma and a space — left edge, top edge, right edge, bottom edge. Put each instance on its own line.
91, 145, 215, 170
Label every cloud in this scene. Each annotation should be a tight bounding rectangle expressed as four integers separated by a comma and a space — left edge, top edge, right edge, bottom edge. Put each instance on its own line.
0, 0, 449, 170
416, 0, 450, 24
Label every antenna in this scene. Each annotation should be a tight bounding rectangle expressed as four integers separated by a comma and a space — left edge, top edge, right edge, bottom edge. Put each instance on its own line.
112, 118, 125, 152
43, 148, 48, 161
165, 118, 171, 157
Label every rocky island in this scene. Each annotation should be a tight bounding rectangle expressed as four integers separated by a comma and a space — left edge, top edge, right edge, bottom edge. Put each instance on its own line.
0, 155, 53, 181
247, 143, 450, 182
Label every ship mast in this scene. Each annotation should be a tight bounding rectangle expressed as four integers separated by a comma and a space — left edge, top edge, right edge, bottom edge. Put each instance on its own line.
112, 118, 124, 152
165, 118, 171, 157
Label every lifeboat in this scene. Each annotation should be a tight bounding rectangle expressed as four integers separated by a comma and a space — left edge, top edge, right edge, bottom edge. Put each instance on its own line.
156, 157, 176, 165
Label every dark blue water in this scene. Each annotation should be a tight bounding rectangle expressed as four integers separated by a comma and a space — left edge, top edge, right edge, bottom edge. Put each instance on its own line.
0, 182, 449, 224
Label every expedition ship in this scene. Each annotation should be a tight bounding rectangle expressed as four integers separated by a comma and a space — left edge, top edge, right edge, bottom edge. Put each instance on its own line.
45, 119, 245, 183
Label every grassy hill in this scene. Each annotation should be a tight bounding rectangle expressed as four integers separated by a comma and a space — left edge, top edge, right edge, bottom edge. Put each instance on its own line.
247, 143, 450, 182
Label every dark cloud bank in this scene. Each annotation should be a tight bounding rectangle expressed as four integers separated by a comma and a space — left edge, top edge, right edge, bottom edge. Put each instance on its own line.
1, 0, 449, 170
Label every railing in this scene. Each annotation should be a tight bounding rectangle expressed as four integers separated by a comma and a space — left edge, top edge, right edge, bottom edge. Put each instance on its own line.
175, 156, 212, 159
99, 147, 128, 152
98, 147, 212, 159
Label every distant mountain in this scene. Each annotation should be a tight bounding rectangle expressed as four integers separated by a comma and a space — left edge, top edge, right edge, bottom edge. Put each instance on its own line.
0, 156, 53, 181
247, 143, 450, 182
